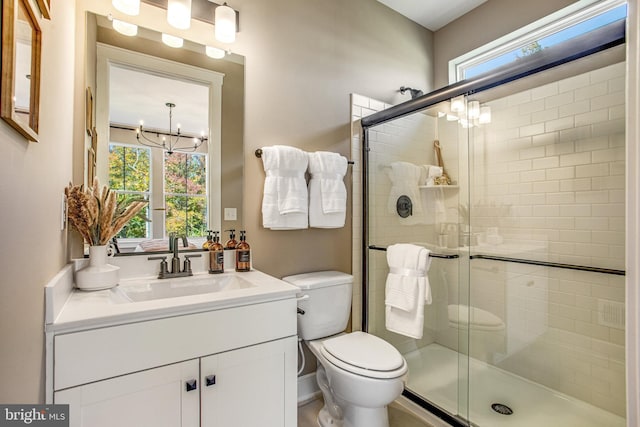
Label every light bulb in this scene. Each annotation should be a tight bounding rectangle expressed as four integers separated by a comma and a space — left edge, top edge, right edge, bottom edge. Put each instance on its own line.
468, 100, 480, 119
206, 46, 226, 59
167, 0, 192, 30
162, 33, 184, 48
479, 106, 492, 124
112, 19, 138, 37
450, 95, 465, 113
112, 0, 140, 16
215, 3, 237, 43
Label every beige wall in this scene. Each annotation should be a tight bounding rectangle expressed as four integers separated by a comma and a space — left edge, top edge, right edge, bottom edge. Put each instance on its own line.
433, 0, 578, 88
238, 0, 433, 279
0, 1, 76, 402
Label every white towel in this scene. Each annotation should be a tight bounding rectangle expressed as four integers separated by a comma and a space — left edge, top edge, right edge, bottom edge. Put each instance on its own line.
387, 162, 423, 225
308, 151, 348, 228
422, 165, 443, 187
261, 145, 309, 230
385, 243, 432, 339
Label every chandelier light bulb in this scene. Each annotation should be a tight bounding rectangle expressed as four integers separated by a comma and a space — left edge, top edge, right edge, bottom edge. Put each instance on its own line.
112, 0, 140, 16
167, 0, 192, 30
215, 3, 237, 43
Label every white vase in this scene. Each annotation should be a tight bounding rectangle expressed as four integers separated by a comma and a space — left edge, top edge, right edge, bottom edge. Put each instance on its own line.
75, 245, 120, 291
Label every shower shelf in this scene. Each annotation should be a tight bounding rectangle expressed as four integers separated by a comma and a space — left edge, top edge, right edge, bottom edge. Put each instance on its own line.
368, 245, 459, 259
418, 185, 459, 189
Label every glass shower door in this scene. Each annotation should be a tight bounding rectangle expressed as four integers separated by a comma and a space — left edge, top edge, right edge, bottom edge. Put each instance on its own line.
364, 100, 472, 424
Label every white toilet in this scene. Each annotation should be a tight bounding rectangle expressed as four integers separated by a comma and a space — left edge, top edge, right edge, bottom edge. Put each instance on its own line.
283, 271, 408, 427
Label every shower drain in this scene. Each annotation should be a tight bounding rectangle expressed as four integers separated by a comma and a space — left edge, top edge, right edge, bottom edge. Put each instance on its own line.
491, 403, 514, 415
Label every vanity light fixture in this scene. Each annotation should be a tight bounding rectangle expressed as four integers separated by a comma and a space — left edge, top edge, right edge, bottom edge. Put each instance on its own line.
112, 19, 138, 37
205, 46, 226, 59
162, 33, 184, 48
167, 0, 192, 30
214, 2, 237, 43
112, 0, 140, 16
137, 103, 207, 155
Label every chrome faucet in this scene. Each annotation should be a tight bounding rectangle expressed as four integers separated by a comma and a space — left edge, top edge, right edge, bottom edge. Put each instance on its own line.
148, 235, 200, 279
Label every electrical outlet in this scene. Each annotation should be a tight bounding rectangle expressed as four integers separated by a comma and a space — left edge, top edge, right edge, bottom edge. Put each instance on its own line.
224, 208, 237, 221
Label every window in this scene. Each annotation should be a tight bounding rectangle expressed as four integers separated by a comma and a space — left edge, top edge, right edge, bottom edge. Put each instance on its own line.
449, 0, 627, 83
164, 152, 208, 237
107, 143, 209, 240
108, 143, 151, 238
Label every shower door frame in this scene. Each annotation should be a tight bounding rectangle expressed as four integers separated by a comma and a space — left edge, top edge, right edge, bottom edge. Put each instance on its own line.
359, 19, 626, 427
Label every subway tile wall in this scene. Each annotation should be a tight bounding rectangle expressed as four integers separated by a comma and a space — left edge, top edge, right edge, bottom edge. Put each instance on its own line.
350, 59, 626, 419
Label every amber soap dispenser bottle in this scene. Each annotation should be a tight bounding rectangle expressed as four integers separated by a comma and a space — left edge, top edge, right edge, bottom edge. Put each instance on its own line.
208, 231, 224, 274
235, 230, 251, 272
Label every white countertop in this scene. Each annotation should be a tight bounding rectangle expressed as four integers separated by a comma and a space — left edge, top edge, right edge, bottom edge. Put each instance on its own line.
47, 269, 299, 334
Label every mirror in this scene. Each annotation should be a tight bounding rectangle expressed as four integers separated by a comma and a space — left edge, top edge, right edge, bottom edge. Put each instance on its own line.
1, 0, 41, 142
85, 11, 244, 255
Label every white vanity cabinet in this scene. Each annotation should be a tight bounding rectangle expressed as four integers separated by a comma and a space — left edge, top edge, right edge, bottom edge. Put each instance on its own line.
51, 297, 297, 427
54, 359, 200, 427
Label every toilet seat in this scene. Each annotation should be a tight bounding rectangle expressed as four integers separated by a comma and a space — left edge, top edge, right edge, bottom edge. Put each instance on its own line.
320, 332, 407, 379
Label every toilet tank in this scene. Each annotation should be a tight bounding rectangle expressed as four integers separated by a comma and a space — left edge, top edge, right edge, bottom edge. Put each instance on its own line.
282, 271, 353, 340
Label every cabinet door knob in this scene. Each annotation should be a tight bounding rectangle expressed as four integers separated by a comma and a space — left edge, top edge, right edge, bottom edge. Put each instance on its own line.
185, 379, 197, 392
205, 375, 216, 387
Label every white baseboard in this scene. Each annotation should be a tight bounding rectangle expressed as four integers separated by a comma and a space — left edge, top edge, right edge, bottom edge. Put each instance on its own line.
297, 372, 321, 405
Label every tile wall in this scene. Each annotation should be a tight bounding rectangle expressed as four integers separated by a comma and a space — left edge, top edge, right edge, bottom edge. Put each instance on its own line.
350, 59, 626, 417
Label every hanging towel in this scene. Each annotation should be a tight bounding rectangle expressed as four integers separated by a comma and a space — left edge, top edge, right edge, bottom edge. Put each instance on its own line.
385, 243, 432, 339
261, 145, 309, 230
387, 162, 423, 225
308, 151, 348, 228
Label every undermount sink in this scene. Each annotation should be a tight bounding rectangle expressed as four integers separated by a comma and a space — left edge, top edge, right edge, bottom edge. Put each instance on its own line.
112, 274, 256, 303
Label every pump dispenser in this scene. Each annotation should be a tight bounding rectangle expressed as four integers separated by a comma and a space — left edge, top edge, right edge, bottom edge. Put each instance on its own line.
223, 229, 237, 271
235, 230, 251, 272
208, 231, 224, 274
224, 229, 237, 249
202, 230, 214, 250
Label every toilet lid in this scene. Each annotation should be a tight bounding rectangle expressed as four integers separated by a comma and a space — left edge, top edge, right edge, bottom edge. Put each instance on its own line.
321, 332, 406, 378
448, 304, 505, 331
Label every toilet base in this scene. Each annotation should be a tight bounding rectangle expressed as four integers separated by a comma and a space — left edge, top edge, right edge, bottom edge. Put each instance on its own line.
342, 405, 390, 427
317, 403, 390, 427
318, 405, 343, 427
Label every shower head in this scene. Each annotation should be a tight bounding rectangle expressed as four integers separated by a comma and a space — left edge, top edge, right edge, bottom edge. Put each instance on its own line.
400, 86, 424, 99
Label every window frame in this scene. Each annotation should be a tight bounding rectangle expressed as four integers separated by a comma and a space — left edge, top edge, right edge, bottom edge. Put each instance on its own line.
448, 0, 627, 84
96, 43, 223, 243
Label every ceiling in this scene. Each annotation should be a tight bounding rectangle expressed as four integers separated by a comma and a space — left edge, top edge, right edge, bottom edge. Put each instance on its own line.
376, 0, 487, 31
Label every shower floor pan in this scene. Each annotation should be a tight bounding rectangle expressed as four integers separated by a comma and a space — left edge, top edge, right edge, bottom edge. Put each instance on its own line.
403, 344, 624, 427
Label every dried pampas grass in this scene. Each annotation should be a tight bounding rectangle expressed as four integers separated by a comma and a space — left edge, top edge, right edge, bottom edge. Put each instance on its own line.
65, 178, 148, 246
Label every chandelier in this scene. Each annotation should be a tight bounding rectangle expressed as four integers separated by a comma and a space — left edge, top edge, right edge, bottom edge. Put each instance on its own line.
136, 102, 207, 154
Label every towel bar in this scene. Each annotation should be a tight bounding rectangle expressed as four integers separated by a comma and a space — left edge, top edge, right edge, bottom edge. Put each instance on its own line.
368, 245, 459, 259
255, 148, 354, 164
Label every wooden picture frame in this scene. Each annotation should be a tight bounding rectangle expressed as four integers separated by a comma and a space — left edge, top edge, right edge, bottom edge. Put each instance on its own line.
85, 87, 94, 136
35, 0, 50, 20
1, 0, 42, 142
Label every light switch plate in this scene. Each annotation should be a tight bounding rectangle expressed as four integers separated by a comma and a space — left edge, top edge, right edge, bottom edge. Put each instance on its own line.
224, 208, 237, 221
